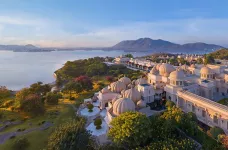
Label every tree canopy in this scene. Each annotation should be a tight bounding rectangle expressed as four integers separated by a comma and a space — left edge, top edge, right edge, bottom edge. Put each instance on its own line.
209, 49, 228, 60
108, 111, 152, 148
47, 117, 94, 150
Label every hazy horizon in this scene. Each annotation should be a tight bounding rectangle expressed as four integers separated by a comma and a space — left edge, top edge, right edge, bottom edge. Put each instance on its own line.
0, 0, 228, 48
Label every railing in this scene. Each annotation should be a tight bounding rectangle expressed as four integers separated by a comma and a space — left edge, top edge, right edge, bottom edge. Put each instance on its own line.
178, 90, 228, 113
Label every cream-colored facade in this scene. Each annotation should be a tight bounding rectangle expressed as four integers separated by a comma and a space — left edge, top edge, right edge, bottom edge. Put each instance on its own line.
147, 63, 228, 133
95, 62, 228, 133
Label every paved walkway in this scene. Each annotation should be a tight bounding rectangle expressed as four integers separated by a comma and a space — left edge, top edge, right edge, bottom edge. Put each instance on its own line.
0, 121, 53, 144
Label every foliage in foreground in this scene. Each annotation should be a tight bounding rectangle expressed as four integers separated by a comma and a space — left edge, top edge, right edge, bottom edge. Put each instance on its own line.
47, 117, 94, 150
12, 137, 30, 150
45, 92, 62, 105
142, 138, 196, 150
108, 111, 153, 148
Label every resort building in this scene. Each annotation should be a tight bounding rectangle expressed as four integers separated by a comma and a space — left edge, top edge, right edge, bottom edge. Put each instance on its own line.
92, 63, 228, 134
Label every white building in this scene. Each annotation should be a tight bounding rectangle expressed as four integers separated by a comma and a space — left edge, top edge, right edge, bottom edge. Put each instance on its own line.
92, 63, 228, 133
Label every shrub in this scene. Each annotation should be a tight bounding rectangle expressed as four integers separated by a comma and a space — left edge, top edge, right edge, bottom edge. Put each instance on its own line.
20, 94, 45, 116
0, 111, 3, 119
69, 97, 75, 100
87, 104, 94, 112
94, 118, 102, 129
2, 100, 14, 108
208, 127, 225, 139
165, 100, 175, 108
108, 112, 151, 148
45, 92, 61, 105
12, 137, 29, 150
47, 118, 94, 150
10, 135, 16, 139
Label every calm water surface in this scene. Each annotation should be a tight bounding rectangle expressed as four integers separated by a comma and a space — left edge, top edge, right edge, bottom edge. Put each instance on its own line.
0, 50, 148, 90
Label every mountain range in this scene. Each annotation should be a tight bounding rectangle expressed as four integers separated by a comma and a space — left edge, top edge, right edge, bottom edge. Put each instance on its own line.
0, 38, 225, 53
109, 38, 224, 52
0, 44, 38, 50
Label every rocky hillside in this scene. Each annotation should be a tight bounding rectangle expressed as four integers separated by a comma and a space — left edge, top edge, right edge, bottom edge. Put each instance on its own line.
110, 38, 224, 52
209, 48, 228, 60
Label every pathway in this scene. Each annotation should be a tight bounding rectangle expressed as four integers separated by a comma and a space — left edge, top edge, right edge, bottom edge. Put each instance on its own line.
0, 121, 53, 144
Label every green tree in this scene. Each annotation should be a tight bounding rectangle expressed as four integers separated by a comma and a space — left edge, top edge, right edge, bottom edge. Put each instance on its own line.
20, 94, 45, 116
0, 86, 11, 100
62, 81, 83, 98
169, 58, 178, 65
12, 137, 30, 150
47, 118, 94, 150
87, 104, 94, 112
86, 63, 107, 76
197, 58, 203, 64
143, 138, 196, 150
204, 55, 215, 65
94, 118, 102, 129
108, 112, 151, 148
29, 82, 51, 96
45, 92, 62, 105
208, 127, 225, 139
165, 100, 175, 108
125, 54, 133, 58
15, 88, 32, 106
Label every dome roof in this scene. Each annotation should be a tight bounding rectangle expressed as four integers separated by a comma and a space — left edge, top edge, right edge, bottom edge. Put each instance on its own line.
190, 64, 196, 68
121, 89, 126, 95
135, 77, 147, 85
159, 63, 175, 76
137, 100, 146, 108
110, 81, 126, 93
113, 98, 135, 116
101, 87, 110, 93
200, 66, 213, 74
181, 64, 189, 71
131, 80, 136, 85
119, 76, 131, 85
123, 88, 141, 103
150, 66, 158, 75
112, 96, 119, 104
156, 63, 162, 70
169, 70, 185, 80
127, 84, 134, 89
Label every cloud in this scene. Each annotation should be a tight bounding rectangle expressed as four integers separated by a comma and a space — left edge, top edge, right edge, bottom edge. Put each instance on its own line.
0, 14, 227, 47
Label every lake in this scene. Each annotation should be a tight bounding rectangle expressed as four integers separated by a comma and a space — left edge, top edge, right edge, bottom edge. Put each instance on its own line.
0, 50, 149, 90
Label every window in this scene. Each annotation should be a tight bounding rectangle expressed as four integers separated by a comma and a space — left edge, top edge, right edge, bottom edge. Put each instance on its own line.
192, 105, 195, 112
202, 110, 206, 117
213, 116, 218, 124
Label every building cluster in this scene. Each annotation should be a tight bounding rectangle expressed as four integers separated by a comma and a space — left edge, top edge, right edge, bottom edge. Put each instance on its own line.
93, 62, 228, 134
177, 54, 204, 62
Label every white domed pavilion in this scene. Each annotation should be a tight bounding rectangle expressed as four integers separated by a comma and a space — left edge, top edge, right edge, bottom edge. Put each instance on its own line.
110, 81, 126, 93
119, 76, 131, 85
123, 87, 141, 103
159, 63, 175, 76
112, 98, 135, 116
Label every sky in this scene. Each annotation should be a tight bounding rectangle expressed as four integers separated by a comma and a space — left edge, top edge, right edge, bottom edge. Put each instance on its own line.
0, 0, 228, 48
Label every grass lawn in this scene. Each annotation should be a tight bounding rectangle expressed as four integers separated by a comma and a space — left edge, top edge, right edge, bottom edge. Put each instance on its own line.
0, 75, 109, 150
0, 100, 76, 150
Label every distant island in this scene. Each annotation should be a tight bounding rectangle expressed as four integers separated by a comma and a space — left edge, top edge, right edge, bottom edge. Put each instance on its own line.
0, 38, 225, 53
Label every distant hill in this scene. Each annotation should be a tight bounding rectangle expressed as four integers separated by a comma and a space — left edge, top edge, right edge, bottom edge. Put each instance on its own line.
209, 48, 228, 60
0, 44, 38, 51
109, 38, 224, 52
